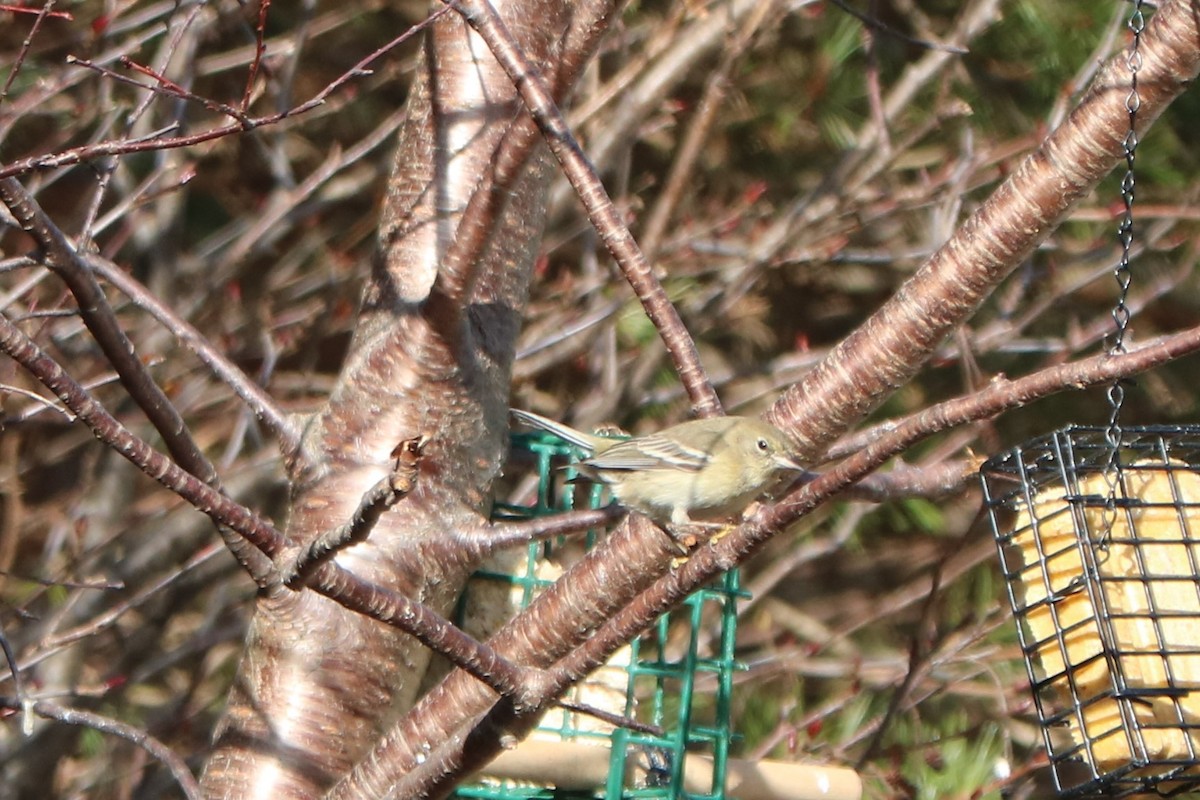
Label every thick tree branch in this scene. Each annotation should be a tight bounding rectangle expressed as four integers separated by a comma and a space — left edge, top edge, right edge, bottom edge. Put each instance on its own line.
316, 4, 1200, 795
325, 513, 680, 800
385, 322, 1200, 799
549, 325, 1200, 717
203, 5, 622, 794
767, 0, 1200, 463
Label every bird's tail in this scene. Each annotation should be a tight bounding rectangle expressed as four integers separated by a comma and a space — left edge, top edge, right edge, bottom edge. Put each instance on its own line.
510, 409, 598, 453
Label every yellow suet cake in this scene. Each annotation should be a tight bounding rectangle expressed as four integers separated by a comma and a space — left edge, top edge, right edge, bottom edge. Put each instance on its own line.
1013, 462, 1200, 775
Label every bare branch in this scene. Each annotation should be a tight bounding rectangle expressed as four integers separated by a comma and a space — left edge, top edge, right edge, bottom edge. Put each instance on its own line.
639, 0, 778, 262
284, 436, 426, 587
0, 621, 24, 731
242, 0, 272, 112
0, 309, 281, 585
553, 323, 1200, 707
70, 54, 251, 124
0, 178, 216, 483
466, 505, 626, 557
0, 0, 60, 104
20, 699, 201, 800
308, 562, 545, 708
84, 254, 299, 452
449, 0, 722, 418
767, 0, 1200, 462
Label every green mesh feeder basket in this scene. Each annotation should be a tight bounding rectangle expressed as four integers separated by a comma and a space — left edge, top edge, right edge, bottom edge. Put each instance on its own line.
452, 430, 862, 800
452, 430, 746, 799
981, 426, 1200, 798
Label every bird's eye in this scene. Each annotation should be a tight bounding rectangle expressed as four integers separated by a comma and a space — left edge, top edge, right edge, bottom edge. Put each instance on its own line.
756, 438, 769, 452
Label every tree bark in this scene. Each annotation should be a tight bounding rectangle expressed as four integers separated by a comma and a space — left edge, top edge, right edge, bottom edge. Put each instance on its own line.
199, 2, 616, 797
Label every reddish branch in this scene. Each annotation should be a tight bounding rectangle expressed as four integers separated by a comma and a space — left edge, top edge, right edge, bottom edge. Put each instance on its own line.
766, 0, 1200, 463
394, 322, 1200, 800
242, 0, 272, 112
330, 1, 1200, 796
0, 7, 451, 180
0, 311, 542, 701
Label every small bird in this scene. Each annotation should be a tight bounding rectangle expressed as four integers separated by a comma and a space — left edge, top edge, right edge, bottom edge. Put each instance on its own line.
511, 409, 803, 527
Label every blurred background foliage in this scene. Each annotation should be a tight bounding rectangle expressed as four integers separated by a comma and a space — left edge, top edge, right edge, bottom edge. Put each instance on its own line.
0, 0, 1197, 797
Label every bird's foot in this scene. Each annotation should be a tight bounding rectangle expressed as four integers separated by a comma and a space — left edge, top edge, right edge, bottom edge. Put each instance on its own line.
664, 520, 727, 559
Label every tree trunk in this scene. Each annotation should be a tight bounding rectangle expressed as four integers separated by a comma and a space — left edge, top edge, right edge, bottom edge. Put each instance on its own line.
199, 2, 615, 797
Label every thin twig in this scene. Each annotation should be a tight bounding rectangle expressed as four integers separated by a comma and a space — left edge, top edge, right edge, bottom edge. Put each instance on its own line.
23, 699, 201, 800
242, 0, 272, 112
116, 55, 250, 123
827, 0, 968, 54
466, 505, 627, 557
640, 0, 778, 261
0, 622, 24, 732
0, 7, 451, 181
554, 699, 666, 737
284, 436, 426, 587
855, 566, 943, 767
84, 254, 298, 451
0, 0, 59, 104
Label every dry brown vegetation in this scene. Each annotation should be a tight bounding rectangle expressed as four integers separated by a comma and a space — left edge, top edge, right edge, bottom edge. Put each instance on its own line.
0, 0, 1198, 798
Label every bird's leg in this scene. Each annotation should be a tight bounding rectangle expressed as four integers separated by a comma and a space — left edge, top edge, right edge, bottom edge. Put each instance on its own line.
669, 507, 694, 528
664, 507, 725, 553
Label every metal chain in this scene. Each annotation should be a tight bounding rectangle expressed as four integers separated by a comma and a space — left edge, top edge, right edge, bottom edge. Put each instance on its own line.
1105, 0, 1144, 439
1101, 0, 1145, 538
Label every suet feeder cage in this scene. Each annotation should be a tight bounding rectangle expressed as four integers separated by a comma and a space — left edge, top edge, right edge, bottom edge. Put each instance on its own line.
981, 426, 1200, 797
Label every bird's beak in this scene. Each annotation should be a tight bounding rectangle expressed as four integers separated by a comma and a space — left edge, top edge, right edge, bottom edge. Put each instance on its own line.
774, 454, 804, 471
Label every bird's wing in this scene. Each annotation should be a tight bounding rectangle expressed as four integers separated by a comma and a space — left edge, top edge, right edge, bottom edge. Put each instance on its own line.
584, 433, 709, 472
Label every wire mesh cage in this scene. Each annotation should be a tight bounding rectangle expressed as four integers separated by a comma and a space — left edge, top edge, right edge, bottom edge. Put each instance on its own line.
450, 430, 747, 800
981, 425, 1200, 798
